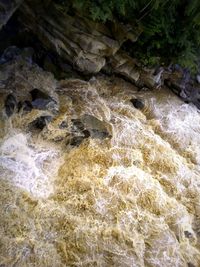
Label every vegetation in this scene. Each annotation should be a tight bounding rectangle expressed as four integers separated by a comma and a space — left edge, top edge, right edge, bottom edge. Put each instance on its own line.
55, 0, 200, 72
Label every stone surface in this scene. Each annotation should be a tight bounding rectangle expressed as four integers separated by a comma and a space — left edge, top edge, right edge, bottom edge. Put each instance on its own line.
81, 114, 110, 139
106, 51, 163, 89
19, 0, 141, 74
164, 66, 200, 109
0, 0, 23, 30
130, 98, 144, 110
4, 93, 17, 116
0, 46, 59, 127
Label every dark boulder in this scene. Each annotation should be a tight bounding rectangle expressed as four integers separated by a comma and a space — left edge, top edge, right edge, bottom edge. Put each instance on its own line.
30, 88, 52, 101
59, 121, 68, 129
81, 114, 111, 139
70, 136, 86, 147
0, 46, 21, 64
29, 115, 52, 130
71, 119, 85, 132
4, 93, 17, 116
130, 98, 144, 110
30, 88, 58, 112
18, 100, 32, 112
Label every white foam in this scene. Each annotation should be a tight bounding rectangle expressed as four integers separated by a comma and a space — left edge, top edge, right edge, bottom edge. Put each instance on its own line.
0, 132, 60, 198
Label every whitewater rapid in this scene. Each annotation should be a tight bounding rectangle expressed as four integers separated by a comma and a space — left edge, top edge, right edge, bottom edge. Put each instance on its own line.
0, 70, 200, 266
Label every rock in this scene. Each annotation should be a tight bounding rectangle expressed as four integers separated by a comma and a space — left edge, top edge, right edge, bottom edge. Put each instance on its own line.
130, 98, 144, 110
4, 93, 17, 116
29, 115, 52, 130
30, 88, 51, 101
70, 136, 86, 147
43, 54, 59, 77
0, 46, 34, 65
196, 75, 200, 84
30, 88, 58, 113
184, 231, 193, 238
81, 114, 111, 139
19, 0, 141, 74
20, 47, 34, 64
106, 51, 163, 89
164, 66, 200, 109
59, 121, 68, 129
68, 114, 111, 147
0, 0, 23, 30
0, 46, 21, 64
18, 100, 32, 112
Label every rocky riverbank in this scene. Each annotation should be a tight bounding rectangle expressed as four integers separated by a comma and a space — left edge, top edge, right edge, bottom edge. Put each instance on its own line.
0, 0, 200, 110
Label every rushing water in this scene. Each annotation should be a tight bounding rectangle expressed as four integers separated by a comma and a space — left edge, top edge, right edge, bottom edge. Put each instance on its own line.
0, 68, 200, 266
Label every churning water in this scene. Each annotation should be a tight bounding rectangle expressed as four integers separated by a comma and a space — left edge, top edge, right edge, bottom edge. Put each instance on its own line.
0, 73, 200, 267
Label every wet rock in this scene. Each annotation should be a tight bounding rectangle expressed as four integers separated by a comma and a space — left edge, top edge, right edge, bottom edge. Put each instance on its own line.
164, 66, 200, 109
184, 230, 193, 238
0, 46, 34, 66
107, 51, 163, 89
19, 1, 141, 74
30, 88, 58, 112
130, 98, 144, 110
164, 67, 190, 96
196, 75, 200, 84
81, 114, 111, 139
29, 115, 52, 130
4, 93, 17, 116
71, 119, 85, 132
43, 54, 59, 77
68, 115, 110, 146
83, 129, 90, 138
70, 136, 86, 147
59, 121, 68, 129
18, 100, 32, 112
31, 88, 51, 101
0, 46, 21, 64
20, 47, 34, 64
0, 0, 23, 30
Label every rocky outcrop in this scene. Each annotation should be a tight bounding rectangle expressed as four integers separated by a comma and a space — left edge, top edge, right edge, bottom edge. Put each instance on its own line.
19, 0, 140, 74
0, 46, 59, 134
1, 0, 200, 109
18, 0, 164, 89
0, 0, 23, 30
164, 66, 200, 109
105, 51, 163, 89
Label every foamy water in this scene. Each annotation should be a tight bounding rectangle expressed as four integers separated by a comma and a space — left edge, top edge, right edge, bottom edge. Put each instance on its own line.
0, 75, 200, 267
0, 132, 61, 198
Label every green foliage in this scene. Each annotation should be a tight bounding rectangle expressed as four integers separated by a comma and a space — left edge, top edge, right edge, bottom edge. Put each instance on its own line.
55, 0, 200, 72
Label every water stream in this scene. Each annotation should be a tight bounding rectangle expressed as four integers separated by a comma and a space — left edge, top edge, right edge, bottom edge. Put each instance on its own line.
0, 64, 200, 266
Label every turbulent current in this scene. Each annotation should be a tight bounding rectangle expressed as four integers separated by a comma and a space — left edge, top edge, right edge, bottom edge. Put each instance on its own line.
0, 55, 200, 267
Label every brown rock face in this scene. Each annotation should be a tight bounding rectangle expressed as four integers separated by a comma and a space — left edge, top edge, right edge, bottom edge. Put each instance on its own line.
0, 0, 23, 30
17, 1, 146, 76
18, 1, 120, 73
